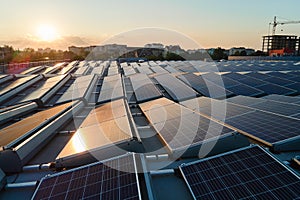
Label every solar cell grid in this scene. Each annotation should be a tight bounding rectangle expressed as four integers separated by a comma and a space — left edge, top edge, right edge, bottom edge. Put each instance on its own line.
249, 100, 300, 117
32, 154, 141, 200
263, 76, 296, 86
225, 110, 300, 144
151, 111, 234, 151
180, 146, 300, 200
256, 83, 297, 95
226, 84, 265, 97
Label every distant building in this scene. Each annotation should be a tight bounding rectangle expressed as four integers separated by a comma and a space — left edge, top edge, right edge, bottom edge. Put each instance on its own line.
165, 45, 185, 55
0, 46, 13, 63
229, 47, 255, 56
37, 48, 52, 54
68, 46, 85, 55
144, 43, 164, 49
262, 35, 300, 56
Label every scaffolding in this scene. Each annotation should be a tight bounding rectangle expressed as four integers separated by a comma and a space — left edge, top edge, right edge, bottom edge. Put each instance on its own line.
262, 35, 300, 56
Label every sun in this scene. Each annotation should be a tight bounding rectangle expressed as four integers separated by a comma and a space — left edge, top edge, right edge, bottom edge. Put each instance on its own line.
36, 24, 59, 41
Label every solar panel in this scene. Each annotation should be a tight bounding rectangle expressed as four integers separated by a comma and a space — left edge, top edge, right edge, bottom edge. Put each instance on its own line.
136, 66, 153, 75
256, 83, 297, 95
91, 66, 104, 75
57, 99, 133, 159
286, 82, 300, 92
263, 76, 296, 86
262, 94, 300, 104
98, 75, 124, 104
248, 100, 300, 118
0, 102, 73, 149
154, 74, 198, 102
140, 98, 237, 154
57, 75, 97, 104
237, 76, 268, 87
180, 145, 300, 200
266, 71, 297, 79
0, 74, 14, 85
226, 84, 265, 97
153, 113, 235, 151
19, 75, 68, 104
57, 63, 76, 75
244, 72, 270, 80
150, 66, 168, 74
32, 154, 141, 200
225, 110, 300, 144
129, 74, 162, 103
177, 73, 234, 99
222, 72, 246, 80
181, 97, 253, 121
0, 75, 42, 97
227, 95, 267, 106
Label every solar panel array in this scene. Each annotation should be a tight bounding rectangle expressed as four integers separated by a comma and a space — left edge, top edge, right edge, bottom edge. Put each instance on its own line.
180, 145, 300, 200
129, 74, 162, 103
32, 154, 141, 200
1, 60, 300, 199
19, 75, 68, 104
228, 95, 300, 118
182, 97, 300, 147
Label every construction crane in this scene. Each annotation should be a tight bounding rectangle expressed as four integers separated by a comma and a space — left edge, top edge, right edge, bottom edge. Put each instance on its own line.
269, 16, 300, 35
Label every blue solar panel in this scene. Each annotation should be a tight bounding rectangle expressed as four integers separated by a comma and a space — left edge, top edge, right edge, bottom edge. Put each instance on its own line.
32, 154, 141, 200
180, 145, 300, 200
226, 84, 265, 97
225, 110, 300, 144
256, 83, 297, 95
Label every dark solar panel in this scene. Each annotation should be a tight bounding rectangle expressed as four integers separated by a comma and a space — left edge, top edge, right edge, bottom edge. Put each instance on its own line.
222, 73, 246, 80
286, 82, 300, 92
256, 83, 297, 95
267, 72, 298, 79
177, 74, 233, 99
181, 97, 253, 121
226, 84, 265, 97
32, 154, 141, 200
263, 76, 296, 86
180, 145, 300, 200
249, 100, 300, 118
238, 76, 268, 87
244, 72, 270, 80
225, 110, 300, 144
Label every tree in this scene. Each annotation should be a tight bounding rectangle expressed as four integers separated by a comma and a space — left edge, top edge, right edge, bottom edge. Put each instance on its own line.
212, 47, 227, 60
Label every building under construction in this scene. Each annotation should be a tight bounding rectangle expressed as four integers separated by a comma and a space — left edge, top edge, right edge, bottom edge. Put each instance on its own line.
262, 35, 300, 56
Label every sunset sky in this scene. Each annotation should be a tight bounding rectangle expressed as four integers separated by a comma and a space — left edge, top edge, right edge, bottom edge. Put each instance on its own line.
1, 0, 300, 50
